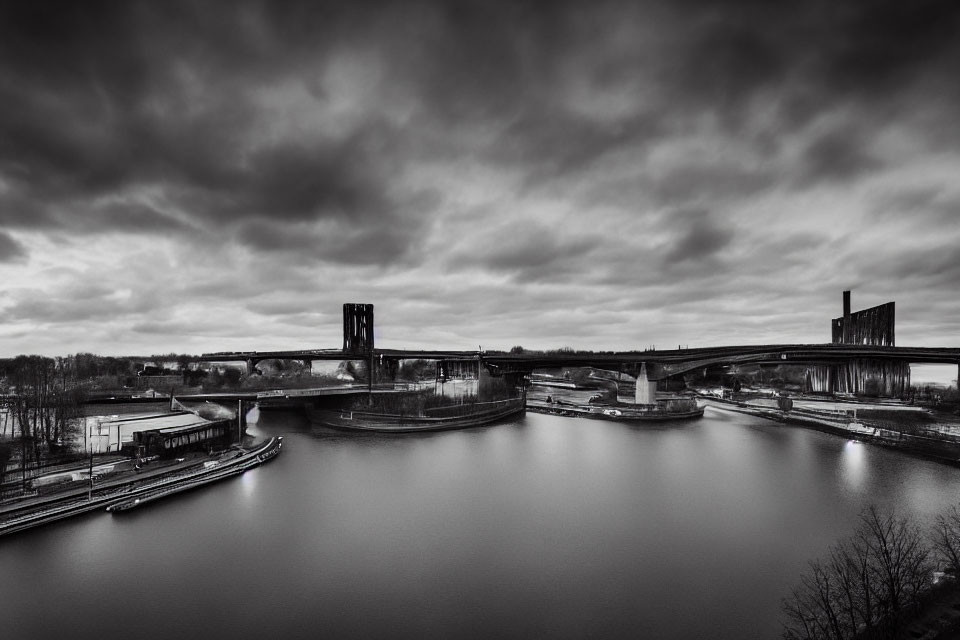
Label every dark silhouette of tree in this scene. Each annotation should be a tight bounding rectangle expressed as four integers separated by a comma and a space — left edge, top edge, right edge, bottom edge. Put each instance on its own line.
222, 368, 242, 386
0, 440, 12, 493
782, 505, 932, 639
932, 504, 960, 577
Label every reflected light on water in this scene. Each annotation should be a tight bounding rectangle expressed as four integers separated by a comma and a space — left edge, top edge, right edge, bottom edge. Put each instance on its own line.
240, 468, 256, 496
841, 439, 866, 491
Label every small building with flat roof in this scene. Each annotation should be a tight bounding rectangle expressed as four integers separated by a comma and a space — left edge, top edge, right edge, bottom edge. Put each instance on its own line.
120, 412, 236, 458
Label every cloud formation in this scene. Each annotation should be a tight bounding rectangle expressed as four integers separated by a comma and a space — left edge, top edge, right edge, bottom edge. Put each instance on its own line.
1, 0, 959, 357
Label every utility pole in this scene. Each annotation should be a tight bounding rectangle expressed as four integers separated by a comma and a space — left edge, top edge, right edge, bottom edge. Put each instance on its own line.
89, 421, 103, 500
87, 445, 94, 500
368, 350, 374, 406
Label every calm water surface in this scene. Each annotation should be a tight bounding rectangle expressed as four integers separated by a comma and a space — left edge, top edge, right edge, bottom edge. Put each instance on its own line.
4, 407, 960, 639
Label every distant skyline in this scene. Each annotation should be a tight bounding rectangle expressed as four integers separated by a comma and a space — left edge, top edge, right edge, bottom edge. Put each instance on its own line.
1, 1, 959, 360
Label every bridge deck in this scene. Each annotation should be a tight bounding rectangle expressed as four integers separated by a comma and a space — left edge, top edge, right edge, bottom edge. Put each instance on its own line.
173, 384, 426, 404
199, 345, 960, 381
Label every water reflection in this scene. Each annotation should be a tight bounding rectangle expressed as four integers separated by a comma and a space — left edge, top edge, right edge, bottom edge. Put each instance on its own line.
5, 410, 960, 640
841, 439, 866, 493
239, 467, 257, 496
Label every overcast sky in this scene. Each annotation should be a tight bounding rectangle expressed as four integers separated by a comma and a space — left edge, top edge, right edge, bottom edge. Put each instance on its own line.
1, 0, 959, 359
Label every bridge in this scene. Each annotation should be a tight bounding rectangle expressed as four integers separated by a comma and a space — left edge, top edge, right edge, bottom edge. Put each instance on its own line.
199, 344, 960, 375
199, 344, 960, 399
198, 296, 960, 404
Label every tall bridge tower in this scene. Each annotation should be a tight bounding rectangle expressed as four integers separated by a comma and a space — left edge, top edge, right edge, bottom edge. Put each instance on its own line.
343, 303, 375, 354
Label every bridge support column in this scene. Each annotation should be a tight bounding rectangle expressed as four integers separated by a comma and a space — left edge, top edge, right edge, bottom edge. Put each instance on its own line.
245, 359, 257, 376
635, 363, 657, 405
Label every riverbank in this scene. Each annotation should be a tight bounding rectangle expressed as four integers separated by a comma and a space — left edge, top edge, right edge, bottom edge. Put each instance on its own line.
0, 436, 282, 537
702, 395, 960, 468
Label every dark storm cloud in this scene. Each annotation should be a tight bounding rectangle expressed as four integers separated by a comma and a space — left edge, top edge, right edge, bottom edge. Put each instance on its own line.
662, 209, 733, 265
668, 13, 787, 121
499, 112, 664, 190
442, 217, 608, 284
664, 0, 960, 113
0, 1, 436, 263
236, 216, 422, 266
1, 0, 960, 355
3, 0, 959, 227
0, 232, 26, 262
796, 126, 881, 186
810, 0, 960, 98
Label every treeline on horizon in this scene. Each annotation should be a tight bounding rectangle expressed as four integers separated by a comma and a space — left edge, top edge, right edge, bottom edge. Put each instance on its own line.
0, 352, 199, 381
0, 353, 443, 396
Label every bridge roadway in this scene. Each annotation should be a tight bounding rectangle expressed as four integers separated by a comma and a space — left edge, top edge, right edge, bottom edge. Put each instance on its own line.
200, 344, 960, 381
173, 384, 425, 403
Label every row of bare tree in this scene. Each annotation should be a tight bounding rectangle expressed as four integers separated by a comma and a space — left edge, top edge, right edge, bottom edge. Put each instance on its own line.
782, 504, 960, 639
1, 355, 87, 487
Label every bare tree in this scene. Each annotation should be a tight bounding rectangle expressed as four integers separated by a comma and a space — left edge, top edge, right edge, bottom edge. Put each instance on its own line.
0, 440, 12, 494
857, 505, 932, 632
783, 584, 827, 640
826, 539, 875, 635
782, 505, 933, 640
932, 504, 960, 577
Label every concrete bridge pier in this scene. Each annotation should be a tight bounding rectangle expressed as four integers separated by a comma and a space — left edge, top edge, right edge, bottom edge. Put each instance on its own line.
635, 363, 657, 405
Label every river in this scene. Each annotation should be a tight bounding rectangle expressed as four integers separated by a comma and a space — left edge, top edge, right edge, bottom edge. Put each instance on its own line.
3, 406, 960, 639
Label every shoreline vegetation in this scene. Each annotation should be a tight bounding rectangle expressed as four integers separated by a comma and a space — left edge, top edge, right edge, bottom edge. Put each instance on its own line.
782, 503, 960, 640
